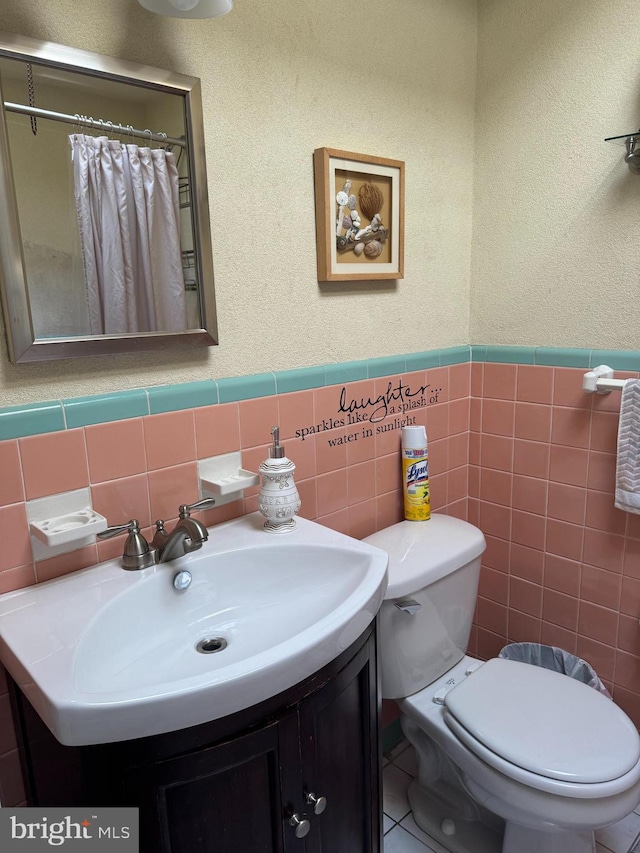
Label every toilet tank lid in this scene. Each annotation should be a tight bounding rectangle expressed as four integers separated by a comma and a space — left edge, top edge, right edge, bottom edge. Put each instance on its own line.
364, 515, 486, 600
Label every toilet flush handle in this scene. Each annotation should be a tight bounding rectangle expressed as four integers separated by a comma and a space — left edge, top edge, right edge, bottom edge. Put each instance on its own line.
394, 598, 421, 615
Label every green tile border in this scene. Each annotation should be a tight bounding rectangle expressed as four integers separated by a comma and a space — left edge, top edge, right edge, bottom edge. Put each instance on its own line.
2, 345, 640, 441
63, 390, 150, 428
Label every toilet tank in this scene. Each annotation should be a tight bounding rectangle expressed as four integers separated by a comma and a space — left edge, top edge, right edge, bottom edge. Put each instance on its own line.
365, 515, 486, 699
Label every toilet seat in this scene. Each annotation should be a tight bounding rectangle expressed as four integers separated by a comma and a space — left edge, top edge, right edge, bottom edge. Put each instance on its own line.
442, 657, 640, 794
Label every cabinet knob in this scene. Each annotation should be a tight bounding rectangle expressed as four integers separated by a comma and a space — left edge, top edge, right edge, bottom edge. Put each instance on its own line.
305, 792, 327, 815
288, 813, 311, 838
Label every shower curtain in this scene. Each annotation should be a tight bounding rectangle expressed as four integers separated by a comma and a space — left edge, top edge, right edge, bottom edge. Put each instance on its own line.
69, 134, 187, 335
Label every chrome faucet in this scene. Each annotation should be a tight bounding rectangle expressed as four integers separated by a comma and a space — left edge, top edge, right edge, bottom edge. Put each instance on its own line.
98, 499, 216, 570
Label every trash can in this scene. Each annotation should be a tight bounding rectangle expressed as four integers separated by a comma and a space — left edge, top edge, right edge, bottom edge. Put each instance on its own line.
498, 642, 612, 698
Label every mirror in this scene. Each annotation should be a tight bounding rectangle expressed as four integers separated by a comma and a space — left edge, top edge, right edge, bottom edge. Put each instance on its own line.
0, 31, 218, 362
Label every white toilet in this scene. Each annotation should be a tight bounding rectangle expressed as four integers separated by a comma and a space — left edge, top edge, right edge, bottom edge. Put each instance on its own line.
366, 515, 640, 853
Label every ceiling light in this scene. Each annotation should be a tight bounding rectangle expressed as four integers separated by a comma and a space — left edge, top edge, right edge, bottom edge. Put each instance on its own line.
137, 0, 233, 19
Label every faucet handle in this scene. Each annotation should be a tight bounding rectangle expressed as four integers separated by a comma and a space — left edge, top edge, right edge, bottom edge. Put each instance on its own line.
178, 499, 216, 519
97, 519, 157, 571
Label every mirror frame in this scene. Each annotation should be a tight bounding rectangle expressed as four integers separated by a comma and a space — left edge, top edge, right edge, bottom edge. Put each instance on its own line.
0, 30, 218, 362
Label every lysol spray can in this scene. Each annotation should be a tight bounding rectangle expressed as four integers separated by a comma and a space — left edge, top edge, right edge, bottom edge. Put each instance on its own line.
401, 425, 430, 521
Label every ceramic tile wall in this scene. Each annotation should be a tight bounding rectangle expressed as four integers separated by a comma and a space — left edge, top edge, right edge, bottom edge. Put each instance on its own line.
468, 362, 640, 728
0, 366, 469, 804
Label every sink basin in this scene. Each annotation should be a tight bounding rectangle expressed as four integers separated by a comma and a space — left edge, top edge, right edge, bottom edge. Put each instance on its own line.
0, 512, 388, 745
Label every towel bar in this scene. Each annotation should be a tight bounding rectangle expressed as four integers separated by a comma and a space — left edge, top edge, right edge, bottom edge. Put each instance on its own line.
583, 365, 626, 395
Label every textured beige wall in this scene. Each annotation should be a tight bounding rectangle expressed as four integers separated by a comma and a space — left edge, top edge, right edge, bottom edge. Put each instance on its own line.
0, 0, 477, 405
471, 0, 640, 348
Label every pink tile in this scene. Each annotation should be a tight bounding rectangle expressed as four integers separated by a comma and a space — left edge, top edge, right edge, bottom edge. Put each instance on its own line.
481, 434, 514, 472
348, 460, 376, 505
471, 362, 484, 397
376, 491, 403, 531
480, 468, 512, 507
511, 509, 545, 550
316, 469, 348, 516
550, 407, 591, 449
0, 440, 23, 506
449, 398, 470, 436
317, 510, 350, 536
424, 402, 448, 441
621, 575, 640, 618
0, 504, 31, 571
470, 397, 482, 432
508, 610, 542, 644
510, 543, 544, 584
429, 473, 447, 510
516, 365, 554, 405
587, 451, 617, 492
425, 368, 448, 402
541, 621, 577, 654
483, 363, 517, 401
583, 528, 624, 573
589, 411, 618, 454
469, 431, 481, 466
544, 553, 581, 597
614, 687, 640, 730
514, 403, 552, 443
479, 501, 511, 540
577, 601, 618, 647
148, 462, 199, 522
194, 403, 240, 458
477, 627, 507, 660
278, 390, 314, 441
628, 511, 640, 540
36, 544, 98, 583
577, 636, 615, 683
545, 519, 583, 561
448, 466, 467, 504
476, 597, 508, 636
483, 534, 511, 573
513, 439, 549, 479
428, 438, 448, 476
296, 477, 318, 520
285, 436, 316, 481
314, 384, 352, 432
91, 475, 151, 530
446, 499, 468, 521
510, 577, 543, 617
618, 613, 640, 655
201, 500, 244, 528
512, 475, 547, 515
547, 482, 586, 525
374, 419, 404, 457
238, 397, 280, 450
85, 419, 146, 483
315, 430, 347, 474
348, 499, 377, 540
448, 363, 470, 400
479, 566, 509, 604
346, 427, 376, 465
542, 588, 578, 631
585, 490, 626, 536
19, 429, 89, 500
592, 372, 638, 414
548, 445, 588, 487
143, 411, 196, 471
375, 454, 401, 497
469, 465, 480, 498
624, 538, 640, 578
581, 564, 622, 611
449, 432, 468, 469
0, 565, 35, 594
553, 368, 592, 409
482, 399, 515, 437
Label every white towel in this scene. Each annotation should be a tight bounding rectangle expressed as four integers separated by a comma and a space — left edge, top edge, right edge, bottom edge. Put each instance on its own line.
615, 379, 640, 514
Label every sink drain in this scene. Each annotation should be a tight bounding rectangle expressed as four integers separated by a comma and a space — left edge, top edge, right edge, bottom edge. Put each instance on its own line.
196, 637, 228, 654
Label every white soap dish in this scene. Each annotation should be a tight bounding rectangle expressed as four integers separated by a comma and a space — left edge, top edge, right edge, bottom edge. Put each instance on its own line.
200, 469, 260, 497
30, 508, 108, 547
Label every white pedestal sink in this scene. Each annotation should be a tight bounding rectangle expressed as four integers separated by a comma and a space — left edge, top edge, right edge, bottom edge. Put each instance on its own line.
0, 512, 388, 745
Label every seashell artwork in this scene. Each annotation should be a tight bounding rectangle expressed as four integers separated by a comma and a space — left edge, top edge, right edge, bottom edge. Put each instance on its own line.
342, 216, 353, 229
336, 235, 348, 250
348, 194, 357, 210
353, 241, 365, 256
364, 240, 383, 258
359, 182, 384, 222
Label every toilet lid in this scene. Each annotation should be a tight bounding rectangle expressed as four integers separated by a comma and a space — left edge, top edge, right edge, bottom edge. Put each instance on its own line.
444, 658, 640, 784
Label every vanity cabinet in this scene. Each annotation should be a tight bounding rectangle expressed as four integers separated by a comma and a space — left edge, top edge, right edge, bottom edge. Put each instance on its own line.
10, 623, 381, 853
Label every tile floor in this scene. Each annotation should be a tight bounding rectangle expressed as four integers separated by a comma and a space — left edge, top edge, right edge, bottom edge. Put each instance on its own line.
383, 739, 640, 853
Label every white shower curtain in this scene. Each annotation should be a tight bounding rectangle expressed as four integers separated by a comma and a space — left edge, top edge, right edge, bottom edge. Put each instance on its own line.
69, 134, 188, 335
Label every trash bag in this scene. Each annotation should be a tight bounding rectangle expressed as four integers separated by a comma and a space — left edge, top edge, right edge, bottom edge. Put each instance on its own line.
498, 642, 612, 699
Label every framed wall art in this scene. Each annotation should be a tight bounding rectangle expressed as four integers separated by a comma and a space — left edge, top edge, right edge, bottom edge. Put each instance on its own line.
313, 147, 405, 282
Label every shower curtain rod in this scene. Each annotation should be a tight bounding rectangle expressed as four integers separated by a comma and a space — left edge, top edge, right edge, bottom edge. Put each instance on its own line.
3, 100, 186, 148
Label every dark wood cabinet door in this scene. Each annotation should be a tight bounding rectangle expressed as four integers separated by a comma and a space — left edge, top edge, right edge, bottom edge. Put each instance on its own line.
298, 635, 381, 853
126, 713, 302, 853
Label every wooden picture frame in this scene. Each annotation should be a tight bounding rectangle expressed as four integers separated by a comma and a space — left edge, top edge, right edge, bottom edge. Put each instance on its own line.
313, 147, 405, 282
